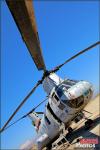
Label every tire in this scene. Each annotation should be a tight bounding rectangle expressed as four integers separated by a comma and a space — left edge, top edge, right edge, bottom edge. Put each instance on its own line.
46, 144, 52, 150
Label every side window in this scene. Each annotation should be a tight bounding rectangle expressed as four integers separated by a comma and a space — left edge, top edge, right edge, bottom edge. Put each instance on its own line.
54, 94, 59, 101
58, 102, 65, 110
57, 88, 63, 97
52, 91, 65, 110
52, 92, 59, 102
52, 92, 55, 97
64, 85, 70, 90
64, 79, 77, 86
45, 115, 51, 125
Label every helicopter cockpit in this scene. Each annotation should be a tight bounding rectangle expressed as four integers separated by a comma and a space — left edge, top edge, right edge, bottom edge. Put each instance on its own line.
56, 79, 78, 92
53, 79, 84, 108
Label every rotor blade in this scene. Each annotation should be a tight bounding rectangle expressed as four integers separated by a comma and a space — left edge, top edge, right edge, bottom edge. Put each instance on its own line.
0, 117, 25, 133
51, 41, 100, 73
26, 96, 48, 116
0, 79, 42, 133
0, 97, 48, 133
6, 0, 46, 70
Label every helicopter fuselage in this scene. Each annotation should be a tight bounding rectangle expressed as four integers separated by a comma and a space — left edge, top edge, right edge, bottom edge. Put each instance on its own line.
30, 73, 93, 150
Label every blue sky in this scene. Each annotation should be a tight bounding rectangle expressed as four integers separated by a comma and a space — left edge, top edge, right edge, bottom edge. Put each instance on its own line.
1, 0, 99, 149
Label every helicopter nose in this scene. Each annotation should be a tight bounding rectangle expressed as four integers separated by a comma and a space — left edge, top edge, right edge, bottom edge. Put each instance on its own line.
83, 81, 93, 90
81, 81, 93, 99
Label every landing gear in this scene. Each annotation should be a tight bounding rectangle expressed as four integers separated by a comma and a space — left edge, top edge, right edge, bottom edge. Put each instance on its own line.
74, 112, 84, 123
46, 144, 52, 150
85, 119, 93, 130
68, 127, 73, 133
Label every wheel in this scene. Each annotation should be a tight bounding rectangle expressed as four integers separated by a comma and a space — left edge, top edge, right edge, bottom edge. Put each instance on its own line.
85, 119, 93, 130
46, 144, 52, 150
68, 127, 73, 133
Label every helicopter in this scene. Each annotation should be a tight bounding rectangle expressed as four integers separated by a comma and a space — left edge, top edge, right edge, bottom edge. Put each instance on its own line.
29, 74, 94, 150
1, 0, 100, 150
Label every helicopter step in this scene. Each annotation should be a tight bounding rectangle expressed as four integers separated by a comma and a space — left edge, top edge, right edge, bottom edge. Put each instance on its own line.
51, 123, 71, 149
51, 133, 70, 150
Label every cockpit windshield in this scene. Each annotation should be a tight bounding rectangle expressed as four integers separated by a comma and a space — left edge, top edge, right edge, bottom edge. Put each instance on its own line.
63, 79, 78, 86
56, 85, 67, 97
53, 79, 83, 108
62, 95, 84, 108
56, 79, 78, 95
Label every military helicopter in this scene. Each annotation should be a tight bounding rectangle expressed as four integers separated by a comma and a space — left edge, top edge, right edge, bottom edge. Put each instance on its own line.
1, 0, 100, 150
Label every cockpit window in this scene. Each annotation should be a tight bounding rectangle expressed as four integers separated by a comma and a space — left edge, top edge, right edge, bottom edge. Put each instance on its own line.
58, 102, 65, 110
55, 79, 78, 98
56, 87, 63, 97
54, 94, 59, 101
56, 85, 70, 98
63, 79, 78, 86
62, 95, 84, 108
52, 91, 65, 110
45, 115, 51, 125
52, 92, 59, 102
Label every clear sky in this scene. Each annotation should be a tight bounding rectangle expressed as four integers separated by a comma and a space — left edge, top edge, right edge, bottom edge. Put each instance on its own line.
1, 0, 99, 149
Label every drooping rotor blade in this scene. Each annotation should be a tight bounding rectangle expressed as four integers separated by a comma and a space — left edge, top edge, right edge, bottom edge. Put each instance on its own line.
26, 96, 48, 116
1, 117, 25, 133
0, 79, 43, 133
50, 41, 100, 73
6, 0, 46, 70
0, 97, 48, 133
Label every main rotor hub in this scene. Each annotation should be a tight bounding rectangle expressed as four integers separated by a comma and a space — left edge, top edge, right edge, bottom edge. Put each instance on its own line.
43, 70, 50, 78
